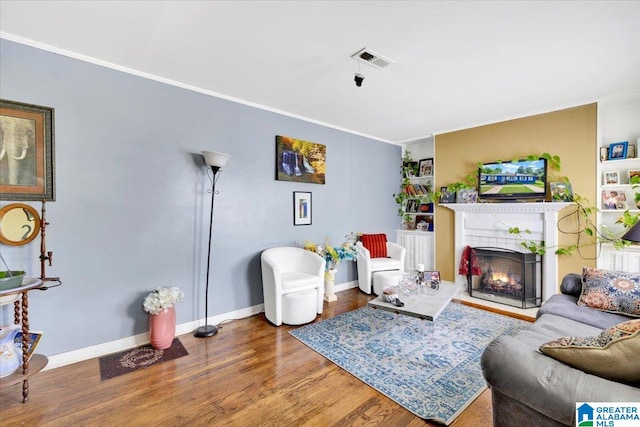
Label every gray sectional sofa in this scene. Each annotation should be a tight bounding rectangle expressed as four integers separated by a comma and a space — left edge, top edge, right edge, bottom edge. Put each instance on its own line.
481, 273, 640, 426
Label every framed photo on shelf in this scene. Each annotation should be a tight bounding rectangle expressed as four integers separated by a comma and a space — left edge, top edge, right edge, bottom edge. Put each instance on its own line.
628, 144, 636, 159
456, 188, 478, 204
418, 158, 433, 177
602, 190, 626, 210
0, 99, 56, 201
628, 170, 640, 185
405, 198, 420, 213
293, 191, 312, 225
604, 171, 620, 185
439, 186, 456, 203
608, 141, 628, 160
600, 147, 609, 161
415, 215, 433, 231
549, 182, 573, 202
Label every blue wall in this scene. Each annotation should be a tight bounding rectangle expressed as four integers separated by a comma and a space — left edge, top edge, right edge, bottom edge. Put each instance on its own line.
0, 39, 401, 356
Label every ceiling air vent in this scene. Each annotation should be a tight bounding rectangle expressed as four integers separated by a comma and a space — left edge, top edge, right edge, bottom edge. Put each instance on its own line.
351, 47, 394, 70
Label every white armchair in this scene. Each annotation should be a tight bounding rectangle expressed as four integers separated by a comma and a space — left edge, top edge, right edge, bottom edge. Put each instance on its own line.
261, 247, 325, 326
356, 241, 406, 294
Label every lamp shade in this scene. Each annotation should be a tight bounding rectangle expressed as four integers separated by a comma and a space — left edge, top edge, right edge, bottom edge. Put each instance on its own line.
202, 151, 231, 168
622, 222, 640, 242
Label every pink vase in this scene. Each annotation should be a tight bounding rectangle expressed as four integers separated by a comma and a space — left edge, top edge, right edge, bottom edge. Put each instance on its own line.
149, 305, 176, 350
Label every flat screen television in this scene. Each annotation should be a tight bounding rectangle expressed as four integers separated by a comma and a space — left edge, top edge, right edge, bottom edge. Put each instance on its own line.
478, 158, 547, 201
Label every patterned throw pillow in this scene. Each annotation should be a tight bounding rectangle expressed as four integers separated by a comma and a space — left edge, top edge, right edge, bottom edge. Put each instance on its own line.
578, 267, 640, 317
360, 234, 387, 258
539, 319, 640, 384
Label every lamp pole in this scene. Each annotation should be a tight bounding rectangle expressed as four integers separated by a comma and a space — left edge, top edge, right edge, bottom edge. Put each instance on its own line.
194, 165, 221, 338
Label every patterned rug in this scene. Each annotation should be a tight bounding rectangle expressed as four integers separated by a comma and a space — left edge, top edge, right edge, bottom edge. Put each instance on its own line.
290, 303, 530, 425
99, 338, 188, 380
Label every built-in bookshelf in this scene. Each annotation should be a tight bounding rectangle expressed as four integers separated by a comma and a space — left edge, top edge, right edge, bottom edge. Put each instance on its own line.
597, 92, 640, 269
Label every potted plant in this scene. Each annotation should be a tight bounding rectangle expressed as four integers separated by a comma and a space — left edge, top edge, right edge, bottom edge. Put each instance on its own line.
303, 233, 358, 302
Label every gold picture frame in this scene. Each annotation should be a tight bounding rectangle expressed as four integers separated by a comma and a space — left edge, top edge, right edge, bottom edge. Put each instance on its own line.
0, 99, 55, 201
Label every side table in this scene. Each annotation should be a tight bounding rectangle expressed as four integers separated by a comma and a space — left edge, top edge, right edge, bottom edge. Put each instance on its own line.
0, 278, 48, 403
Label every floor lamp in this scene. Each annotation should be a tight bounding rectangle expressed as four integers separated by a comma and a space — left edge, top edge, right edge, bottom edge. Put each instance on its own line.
195, 150, 231, 338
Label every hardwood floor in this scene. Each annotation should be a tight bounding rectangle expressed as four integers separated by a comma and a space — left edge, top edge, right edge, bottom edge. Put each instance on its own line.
0, 289, 498, 426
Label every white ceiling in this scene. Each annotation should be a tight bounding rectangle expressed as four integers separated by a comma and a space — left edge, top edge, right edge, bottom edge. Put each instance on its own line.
1, 1, 640, 144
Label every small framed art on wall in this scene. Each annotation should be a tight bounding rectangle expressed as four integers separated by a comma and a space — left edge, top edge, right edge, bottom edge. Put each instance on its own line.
293, 191, 312, 225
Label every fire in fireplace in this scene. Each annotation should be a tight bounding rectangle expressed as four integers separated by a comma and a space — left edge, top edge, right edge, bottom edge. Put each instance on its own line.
468, 247, 542, 309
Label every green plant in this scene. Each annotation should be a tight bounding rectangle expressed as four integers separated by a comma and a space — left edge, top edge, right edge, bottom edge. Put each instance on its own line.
506, 154, 639, 256
443, 152, 638, 257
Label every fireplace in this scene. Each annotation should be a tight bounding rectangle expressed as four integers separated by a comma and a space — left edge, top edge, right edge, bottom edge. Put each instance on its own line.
468, 247, 542, 309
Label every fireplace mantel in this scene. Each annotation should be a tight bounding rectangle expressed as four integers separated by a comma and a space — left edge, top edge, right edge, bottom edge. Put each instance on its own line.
443, 202, 572, 302
443, 202, 570, 214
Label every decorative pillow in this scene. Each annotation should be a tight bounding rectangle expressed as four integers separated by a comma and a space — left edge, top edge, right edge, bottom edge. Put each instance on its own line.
578, 267, 640, 317
360, 234, 387, 258
539, 319, 640, 384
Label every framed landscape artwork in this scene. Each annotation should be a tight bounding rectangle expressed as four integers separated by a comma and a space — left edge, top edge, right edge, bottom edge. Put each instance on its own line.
276, 135, 326, 184
0, 99, 55, 201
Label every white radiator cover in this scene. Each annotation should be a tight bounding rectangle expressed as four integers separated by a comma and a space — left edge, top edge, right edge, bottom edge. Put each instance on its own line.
397, 231, 434, 271
598, 244, 640, 273
443, 202, 570, 302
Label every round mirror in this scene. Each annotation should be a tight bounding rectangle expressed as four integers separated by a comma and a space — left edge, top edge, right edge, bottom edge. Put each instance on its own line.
0, 203, 41, 246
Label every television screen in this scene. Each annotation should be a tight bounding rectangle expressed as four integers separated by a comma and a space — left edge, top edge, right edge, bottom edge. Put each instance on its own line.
478, 158, 547, 201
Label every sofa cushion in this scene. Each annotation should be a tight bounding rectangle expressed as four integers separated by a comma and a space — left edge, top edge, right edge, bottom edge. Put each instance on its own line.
537, 294, 633, 330
360, 234, 387, 258
539, 319, 640, 385
578, 267, 640, 317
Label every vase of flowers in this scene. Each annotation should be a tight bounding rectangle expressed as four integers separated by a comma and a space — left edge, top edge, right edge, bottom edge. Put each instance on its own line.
303, 233, 358, 302
143, 286, 184, 350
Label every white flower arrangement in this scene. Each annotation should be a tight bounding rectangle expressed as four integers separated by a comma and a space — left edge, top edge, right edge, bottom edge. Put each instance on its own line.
143, 286, 184, 315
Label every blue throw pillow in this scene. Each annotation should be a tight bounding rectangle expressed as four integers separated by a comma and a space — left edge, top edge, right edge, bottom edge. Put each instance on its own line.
578, 267, 640, 317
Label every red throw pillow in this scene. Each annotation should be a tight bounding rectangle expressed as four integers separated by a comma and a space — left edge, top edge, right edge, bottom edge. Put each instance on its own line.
361, 234, 388, 258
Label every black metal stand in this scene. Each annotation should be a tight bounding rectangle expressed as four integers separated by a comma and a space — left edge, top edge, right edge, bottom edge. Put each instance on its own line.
194, 166, 220, 338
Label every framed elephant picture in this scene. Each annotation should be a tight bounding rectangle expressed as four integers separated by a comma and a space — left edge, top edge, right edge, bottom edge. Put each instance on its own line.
0, 99, 55, 201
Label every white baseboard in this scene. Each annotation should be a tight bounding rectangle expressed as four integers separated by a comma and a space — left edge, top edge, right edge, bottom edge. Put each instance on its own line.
46, 304, 265, 370
46, 281, 361, 370
335, 280, 359, 293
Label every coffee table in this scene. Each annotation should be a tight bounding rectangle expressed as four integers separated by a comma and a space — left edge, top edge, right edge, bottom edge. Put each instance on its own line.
367, 280, 463, 321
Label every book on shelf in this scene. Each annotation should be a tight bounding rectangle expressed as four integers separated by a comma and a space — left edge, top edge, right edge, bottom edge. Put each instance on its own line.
403, 183, 433, 196
14, 330, 43, 360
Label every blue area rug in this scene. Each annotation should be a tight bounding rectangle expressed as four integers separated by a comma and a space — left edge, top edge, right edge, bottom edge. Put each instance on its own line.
290, 303, 530, 425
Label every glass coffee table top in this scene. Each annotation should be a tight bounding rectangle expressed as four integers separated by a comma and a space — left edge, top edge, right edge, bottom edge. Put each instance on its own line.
367, 281, 463, 321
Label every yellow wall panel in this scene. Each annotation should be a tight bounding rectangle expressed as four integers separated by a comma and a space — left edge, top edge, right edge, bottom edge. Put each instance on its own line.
435, 103, 597, 288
